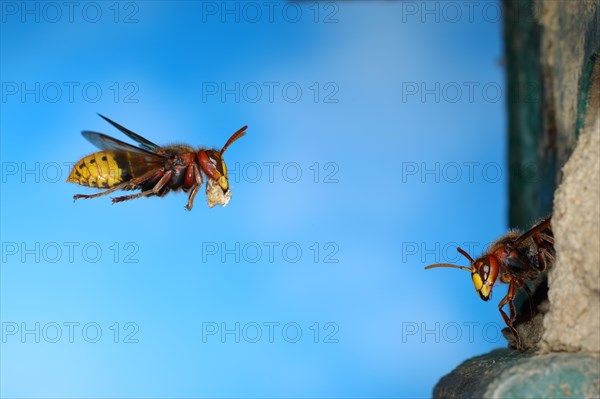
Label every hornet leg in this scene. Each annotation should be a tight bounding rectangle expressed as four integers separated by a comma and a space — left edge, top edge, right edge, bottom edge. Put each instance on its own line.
74, 180, 136, 201
112, 170, 173, 204
185, 164, 203, 211
498, 280, 521, 349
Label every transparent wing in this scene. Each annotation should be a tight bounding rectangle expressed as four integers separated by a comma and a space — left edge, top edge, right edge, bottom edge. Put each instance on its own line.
515, 216, 552, 245
97, 113, 160, 151
81, 131, 163, 157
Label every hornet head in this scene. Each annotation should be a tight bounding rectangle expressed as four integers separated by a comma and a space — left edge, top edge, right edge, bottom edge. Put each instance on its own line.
424, 247, 499, 301
197, 126, 247, 207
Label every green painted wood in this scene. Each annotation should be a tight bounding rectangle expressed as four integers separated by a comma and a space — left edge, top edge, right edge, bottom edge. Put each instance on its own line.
433, 349, 600, 398
504, 0, 549, 230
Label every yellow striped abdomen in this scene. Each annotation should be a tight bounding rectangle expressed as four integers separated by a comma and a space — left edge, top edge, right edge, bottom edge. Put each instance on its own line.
66, 151, 124, 188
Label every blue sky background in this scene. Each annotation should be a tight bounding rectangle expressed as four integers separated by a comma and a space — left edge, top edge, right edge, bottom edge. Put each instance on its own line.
1, 1, 508, 397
